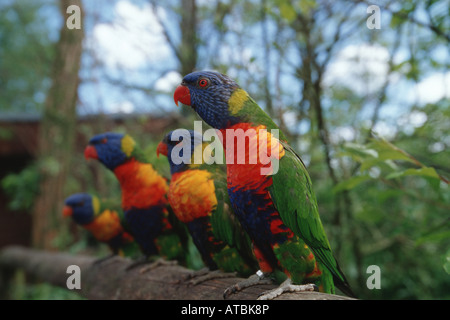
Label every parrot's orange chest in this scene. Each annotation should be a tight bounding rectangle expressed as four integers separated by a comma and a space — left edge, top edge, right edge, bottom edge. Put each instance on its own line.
218, 122, 285, 192
168, 169, 217, 223
113, 158, 169, 210
84, 209, 122, 242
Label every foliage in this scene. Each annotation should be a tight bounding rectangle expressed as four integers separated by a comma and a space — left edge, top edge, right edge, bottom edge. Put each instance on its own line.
0, 0, 55, 112
1, 164, 41, 211
8, 270, 84, 300
335, 133, 449, 299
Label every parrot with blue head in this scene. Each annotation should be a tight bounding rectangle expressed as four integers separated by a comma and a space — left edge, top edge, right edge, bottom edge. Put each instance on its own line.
157, 129, 258, 280
173, 71, 355, 299
63, 192, 138, 258
84, 132, 188, 266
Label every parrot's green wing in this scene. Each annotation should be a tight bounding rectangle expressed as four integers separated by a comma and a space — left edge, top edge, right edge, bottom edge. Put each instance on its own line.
209, 165, 259, 274
210, 168, 241, 247
269, 141, 355, 297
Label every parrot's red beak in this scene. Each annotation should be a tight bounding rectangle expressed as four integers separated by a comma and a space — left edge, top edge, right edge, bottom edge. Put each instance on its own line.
62, 205, 73, 217
156, 141, 168, 158
174, 85, 191, 106
84, 145, 98, 160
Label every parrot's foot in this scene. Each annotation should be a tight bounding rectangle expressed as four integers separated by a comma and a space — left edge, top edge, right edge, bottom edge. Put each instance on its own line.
223, 270, 274, 299
139, 258, 178, 274
257, 278, 318, 300
92, 253, 116, 265
185, 268, 237, 286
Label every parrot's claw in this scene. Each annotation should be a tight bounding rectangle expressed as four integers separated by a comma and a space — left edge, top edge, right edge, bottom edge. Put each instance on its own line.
257, 279, 318, 300
223, 270, 274, 299
186, 269, 237, 286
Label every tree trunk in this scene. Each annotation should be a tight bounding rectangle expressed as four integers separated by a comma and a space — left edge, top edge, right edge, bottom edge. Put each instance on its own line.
0, 246, 355, 300
179, 0, 197, 76
31, 0, 84, 249
178, 0, 197, 118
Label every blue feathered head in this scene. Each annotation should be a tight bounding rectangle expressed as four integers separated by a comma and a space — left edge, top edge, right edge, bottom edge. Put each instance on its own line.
63, 193, 99, 225
157, 129, 204, 174
85, 132, 136, 170
173, 71, 242, 129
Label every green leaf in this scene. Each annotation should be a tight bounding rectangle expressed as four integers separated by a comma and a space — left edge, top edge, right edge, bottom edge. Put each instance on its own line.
390, 14, 403, 28
386, 167, 440, 180
362, 159, 400, 172
333, 175, 372, 193
424, 176, 441, 192
416, 230, 450, 246
1, 165, 41, 210
444, 253, 450, 275
279, 2, 296, 23
342, 142, 378, 157
297, 0, 317, 15
368, 138, 415, 163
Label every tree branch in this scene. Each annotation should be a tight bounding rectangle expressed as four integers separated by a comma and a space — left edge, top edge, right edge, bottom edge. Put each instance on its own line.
148, 0, 181, 62
0, 246, 354, 300
348, 0, 450, 42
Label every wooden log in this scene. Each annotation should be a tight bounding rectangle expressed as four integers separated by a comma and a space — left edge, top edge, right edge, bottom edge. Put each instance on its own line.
0, 245, 354, 300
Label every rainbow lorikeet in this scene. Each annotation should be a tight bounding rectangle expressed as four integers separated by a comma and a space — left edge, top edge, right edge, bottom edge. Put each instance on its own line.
173, 71, 355, 299
63, 193, 139, 258
157, 129, 258, 280
84, 132, 188, 266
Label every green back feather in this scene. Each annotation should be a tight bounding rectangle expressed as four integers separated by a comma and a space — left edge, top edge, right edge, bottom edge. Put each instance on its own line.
270, 142, 355, 297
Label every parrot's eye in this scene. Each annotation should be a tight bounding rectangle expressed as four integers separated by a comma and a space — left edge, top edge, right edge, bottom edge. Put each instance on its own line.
198, 78, 209, 88
101, 138, 107, 144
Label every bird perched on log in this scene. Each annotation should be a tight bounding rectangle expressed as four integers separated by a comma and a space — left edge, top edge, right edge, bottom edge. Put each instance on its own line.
84, 132, 188, 267
63, 192, 139, 259
173, 71, 355, 299
157, 129, 258, 282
